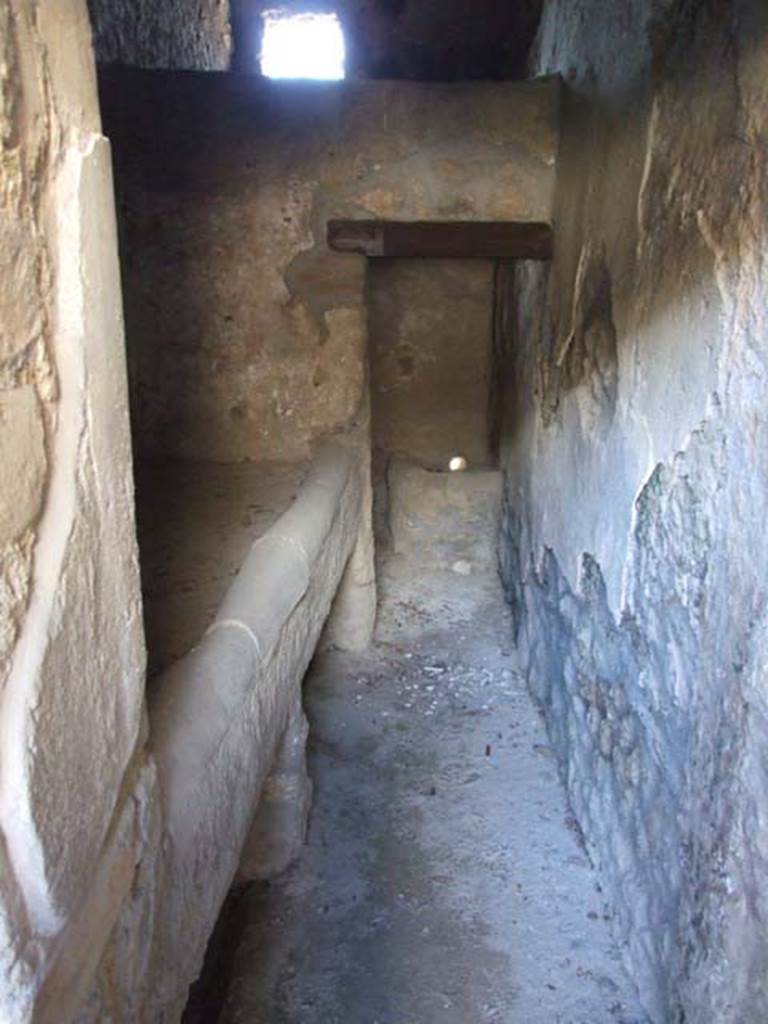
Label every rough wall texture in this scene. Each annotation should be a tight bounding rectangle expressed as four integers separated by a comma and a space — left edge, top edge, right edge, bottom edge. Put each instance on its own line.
87, 0, 232, 70
499, 3, 768, 1021
369, 259, 494, 470
99, 69, 557, 464
0, 3, 148, 1021
78, 445, 368, 1023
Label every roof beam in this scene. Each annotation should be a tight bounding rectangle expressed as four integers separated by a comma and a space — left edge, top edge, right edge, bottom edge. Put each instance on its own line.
327, 220, 553, 260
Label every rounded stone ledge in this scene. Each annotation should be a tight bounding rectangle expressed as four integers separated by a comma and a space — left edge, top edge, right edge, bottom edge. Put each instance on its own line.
148, 442, 356, 830
275, 443, 354, 556
213, 443, 354, 658
216, 533, 310, 661
148, 626, 258, 828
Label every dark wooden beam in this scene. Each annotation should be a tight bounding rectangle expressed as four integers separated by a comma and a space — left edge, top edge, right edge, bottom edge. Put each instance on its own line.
327, 220, 553, 260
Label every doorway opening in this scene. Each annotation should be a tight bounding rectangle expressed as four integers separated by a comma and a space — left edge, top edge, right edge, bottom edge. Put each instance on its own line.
328, 218, 553, 570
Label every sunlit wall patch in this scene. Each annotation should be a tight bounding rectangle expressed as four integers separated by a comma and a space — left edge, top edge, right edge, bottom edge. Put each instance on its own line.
260, 11, 345, 80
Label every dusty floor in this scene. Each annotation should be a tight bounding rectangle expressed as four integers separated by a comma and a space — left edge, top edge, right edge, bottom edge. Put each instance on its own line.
185, 546, 646, 1023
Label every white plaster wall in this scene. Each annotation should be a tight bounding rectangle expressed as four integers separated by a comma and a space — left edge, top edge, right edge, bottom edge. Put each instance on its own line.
499, 3, 768, 1021
0, 3, 148, 1020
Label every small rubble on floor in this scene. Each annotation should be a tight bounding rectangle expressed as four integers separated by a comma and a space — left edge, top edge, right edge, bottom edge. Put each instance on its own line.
186, 552, 647, 1024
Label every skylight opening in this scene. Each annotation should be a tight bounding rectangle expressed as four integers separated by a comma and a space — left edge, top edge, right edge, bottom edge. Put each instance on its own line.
261, 11, 345, 80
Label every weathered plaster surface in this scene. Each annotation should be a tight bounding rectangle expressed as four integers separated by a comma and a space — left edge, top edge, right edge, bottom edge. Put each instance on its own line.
0, 35, 559, 1022
78, 444, 367, 1023
369, 259, 495, 470
499, 3, 768, 1021
98, 69, 558, 464
87, 0, 232, 70
0, 3, 147, 1020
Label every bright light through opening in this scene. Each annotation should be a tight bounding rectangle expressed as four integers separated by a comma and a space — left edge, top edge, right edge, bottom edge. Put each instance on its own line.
261, 12, 345, 80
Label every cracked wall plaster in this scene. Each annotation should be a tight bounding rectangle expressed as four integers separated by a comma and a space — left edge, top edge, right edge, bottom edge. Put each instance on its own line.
0, 3, 148, 1021
498, 3, 768, 1021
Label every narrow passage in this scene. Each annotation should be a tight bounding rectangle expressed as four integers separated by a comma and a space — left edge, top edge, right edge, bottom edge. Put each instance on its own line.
187, 541, 645, 1024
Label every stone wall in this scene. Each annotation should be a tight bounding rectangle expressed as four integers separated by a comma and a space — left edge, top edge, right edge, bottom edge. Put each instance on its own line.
99, 69, 558, 465
77, 444, 369, 1023
87, 0, 232, 69
498, 3, 768, 1021
0, 3, 149, 1021
369, 259, 494, 470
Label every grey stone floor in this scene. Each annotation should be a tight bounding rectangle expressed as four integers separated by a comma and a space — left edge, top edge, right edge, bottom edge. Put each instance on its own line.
185, 554, 647, 1024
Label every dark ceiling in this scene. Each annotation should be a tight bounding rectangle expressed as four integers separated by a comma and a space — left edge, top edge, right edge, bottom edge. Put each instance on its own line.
232, 0, 543, 80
